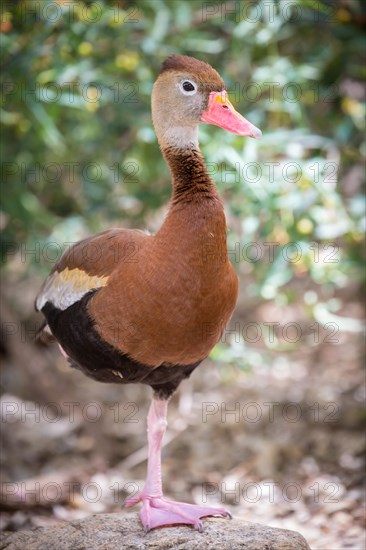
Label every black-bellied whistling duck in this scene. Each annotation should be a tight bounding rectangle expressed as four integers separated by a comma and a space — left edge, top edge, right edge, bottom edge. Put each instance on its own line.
36, 55, 261, 532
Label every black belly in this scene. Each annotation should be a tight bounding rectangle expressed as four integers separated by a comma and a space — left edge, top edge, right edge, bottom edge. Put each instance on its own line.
41, 291, 202, 399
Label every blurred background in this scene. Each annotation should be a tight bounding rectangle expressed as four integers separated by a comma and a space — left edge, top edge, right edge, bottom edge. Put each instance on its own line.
1, 1, 365, 548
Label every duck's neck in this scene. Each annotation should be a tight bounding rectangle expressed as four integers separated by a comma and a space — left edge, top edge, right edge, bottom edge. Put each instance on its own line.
155, 144, 228, 262
163, 145, 219, 206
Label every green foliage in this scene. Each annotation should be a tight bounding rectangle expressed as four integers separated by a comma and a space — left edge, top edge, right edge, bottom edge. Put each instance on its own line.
1, 0, 365, 357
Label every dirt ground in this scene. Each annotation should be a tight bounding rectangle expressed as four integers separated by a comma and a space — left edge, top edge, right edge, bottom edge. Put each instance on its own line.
0, 277, 365, 550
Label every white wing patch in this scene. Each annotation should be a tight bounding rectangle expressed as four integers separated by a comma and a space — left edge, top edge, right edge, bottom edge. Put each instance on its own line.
36, 267, 109, 311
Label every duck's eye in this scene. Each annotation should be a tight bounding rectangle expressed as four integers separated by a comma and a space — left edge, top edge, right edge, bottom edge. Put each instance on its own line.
183, 81, 195, 92
180, 80, 197, 95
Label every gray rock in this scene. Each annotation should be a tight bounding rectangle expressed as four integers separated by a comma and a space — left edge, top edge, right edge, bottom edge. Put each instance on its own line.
0, 512, 311, 550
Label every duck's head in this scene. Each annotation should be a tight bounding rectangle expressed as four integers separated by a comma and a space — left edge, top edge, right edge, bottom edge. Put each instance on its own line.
152, 55, 262, 149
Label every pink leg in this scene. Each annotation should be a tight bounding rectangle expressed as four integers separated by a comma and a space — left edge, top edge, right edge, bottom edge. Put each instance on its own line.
125, 397, 231, 532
